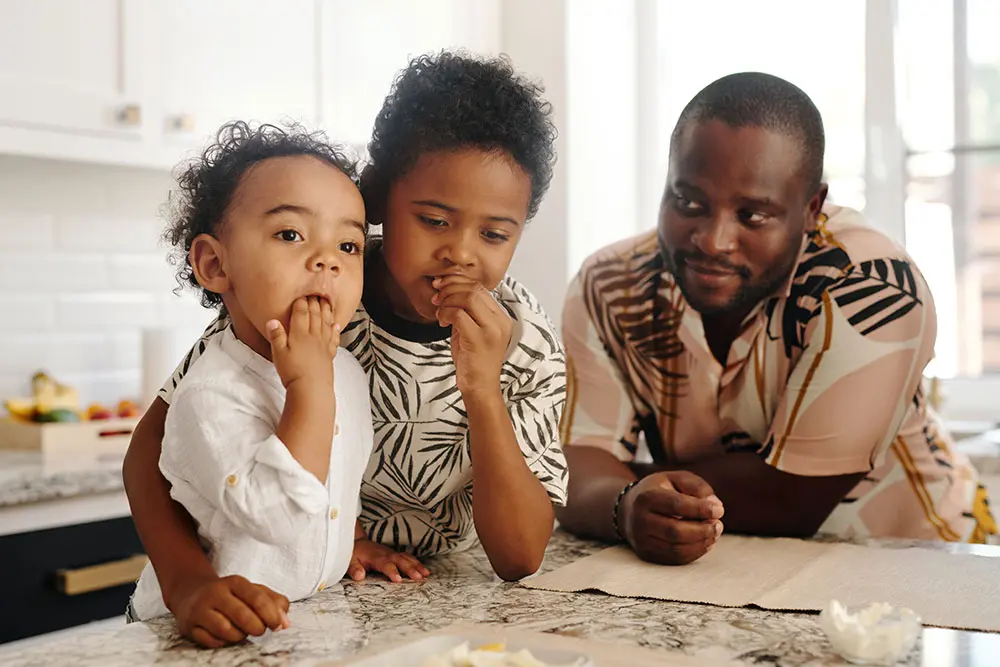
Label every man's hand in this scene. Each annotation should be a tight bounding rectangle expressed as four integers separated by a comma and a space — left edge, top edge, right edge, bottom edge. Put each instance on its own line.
267, 296, 340, 390
432, 276, 512, 397
619, 470, 725, 565
348, 539, 430, 583
169, 574, 290, 648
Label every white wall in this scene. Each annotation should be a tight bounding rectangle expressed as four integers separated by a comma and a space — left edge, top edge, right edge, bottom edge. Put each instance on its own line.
500, 0, 571, 325
501, 0, 643, 327
0, 156, 214, 406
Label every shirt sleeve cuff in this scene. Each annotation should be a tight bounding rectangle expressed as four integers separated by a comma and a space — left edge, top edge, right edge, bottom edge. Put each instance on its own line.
252, 434, 329, 515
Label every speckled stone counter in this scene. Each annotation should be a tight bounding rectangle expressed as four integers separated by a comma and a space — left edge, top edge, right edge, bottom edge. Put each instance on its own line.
2, 530, 997, 667
0, 451, 123, 508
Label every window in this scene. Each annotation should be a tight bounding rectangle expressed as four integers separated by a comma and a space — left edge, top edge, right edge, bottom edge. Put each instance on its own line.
654, 0, 867, 213
899, 0, 1000, 379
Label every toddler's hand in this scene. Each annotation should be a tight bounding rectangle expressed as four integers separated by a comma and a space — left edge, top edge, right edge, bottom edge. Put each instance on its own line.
170, 574, 290, 648
267, 296, 340, 390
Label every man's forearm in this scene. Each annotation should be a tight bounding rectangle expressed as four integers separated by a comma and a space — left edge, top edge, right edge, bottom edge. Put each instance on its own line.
555, 446, 637, 541
466, 390, 554, 581
631, 452, 862, 537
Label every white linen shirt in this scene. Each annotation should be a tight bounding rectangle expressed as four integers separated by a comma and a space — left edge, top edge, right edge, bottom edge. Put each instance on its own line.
130, 326, 372, 619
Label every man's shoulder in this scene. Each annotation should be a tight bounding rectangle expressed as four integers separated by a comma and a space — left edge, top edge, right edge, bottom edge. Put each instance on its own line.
810, 205, 914, 267
577, 229, 662, 280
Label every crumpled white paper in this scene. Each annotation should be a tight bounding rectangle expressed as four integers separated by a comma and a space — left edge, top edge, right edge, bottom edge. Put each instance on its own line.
819, 599, 922, 665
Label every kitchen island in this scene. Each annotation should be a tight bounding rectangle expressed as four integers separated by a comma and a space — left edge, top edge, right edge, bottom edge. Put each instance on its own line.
2, 529, 997, 667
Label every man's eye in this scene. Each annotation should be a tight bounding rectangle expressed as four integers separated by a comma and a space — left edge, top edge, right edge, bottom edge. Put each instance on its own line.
739, 210, 768, 226
419, 216, 447, 228
276, 229, 303, 242
673, 194, 704, 212
482, 230, 510, 244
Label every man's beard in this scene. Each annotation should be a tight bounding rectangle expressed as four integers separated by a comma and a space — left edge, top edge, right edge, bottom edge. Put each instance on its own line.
661, 243, 800, 318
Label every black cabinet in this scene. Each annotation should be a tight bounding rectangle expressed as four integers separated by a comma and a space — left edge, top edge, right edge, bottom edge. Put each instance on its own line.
0, 516, 145, 644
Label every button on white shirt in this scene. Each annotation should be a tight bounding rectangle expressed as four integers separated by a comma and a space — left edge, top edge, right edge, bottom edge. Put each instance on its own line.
130, 327, 373, 620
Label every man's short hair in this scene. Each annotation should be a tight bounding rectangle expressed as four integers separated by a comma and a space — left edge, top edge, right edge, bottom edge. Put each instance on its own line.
670, 72, 826, 195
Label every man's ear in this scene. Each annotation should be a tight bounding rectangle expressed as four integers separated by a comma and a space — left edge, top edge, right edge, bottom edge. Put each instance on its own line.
804, 183, 829, 234
189, 233, 229, 295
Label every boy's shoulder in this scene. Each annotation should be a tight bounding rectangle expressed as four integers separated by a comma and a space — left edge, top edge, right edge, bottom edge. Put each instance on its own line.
496, 275, 564, 359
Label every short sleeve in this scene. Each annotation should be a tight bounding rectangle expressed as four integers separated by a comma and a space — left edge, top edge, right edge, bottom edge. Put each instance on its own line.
503, 302, 569, 506
761, 258, 935, 476
157, 316, 229, 404
560, 275, 641, 462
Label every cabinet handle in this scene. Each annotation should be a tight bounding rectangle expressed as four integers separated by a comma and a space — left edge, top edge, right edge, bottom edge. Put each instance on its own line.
167, 114, 196, 132
116, 104, 142, 126
55, 554, 148, 596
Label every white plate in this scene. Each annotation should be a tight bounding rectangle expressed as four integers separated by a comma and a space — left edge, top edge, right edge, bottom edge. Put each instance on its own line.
344, 633, 594, 667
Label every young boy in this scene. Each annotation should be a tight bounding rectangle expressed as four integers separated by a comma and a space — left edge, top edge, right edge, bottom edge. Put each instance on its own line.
129, 122, 422, 624
125, 53, 563, 646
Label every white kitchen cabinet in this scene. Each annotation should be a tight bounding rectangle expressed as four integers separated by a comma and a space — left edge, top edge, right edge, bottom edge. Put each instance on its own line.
0, 0, 144, 139
0, 0, 499, 168
137, 0, 320, 154
319, 0, 501, 148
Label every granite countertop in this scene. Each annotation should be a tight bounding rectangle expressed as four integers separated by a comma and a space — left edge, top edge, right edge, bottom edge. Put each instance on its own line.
0, 451, 124, 508
3, 530, 998, 667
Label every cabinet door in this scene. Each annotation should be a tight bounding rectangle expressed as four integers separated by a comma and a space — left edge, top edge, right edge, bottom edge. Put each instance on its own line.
141, 0, 320, 149
0, 0, 143, 138
319, 0, 497, 148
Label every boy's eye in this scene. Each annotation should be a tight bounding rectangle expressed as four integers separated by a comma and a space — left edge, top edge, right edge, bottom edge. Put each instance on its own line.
419, 215, 447, 228
340, 241, 362, 254
276, 229, 303, 242
482, 230, 510, 244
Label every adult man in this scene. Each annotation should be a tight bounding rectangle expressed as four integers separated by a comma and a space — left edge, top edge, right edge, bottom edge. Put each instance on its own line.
556, 72, 996, 565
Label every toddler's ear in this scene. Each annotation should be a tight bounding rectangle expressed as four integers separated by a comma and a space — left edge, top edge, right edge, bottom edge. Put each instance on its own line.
189, 234, 229, 294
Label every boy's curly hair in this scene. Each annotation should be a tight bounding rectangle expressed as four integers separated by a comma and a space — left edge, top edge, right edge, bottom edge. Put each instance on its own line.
361, 51, 557, 224
164, 121, 358, 309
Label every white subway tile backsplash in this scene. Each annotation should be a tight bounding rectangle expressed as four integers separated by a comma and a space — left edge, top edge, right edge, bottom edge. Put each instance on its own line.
0, 214, 54, 250
0, 157, 209, 405
57, 293, 161, 330
108, 254, 176, 291
54, 216, 163, 253
0, 254, 108, 291
0, 296, 56, 331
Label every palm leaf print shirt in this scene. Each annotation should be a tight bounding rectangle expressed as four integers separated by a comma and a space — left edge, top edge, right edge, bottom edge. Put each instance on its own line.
560, 205, 996, 543
161, 241, 569, 557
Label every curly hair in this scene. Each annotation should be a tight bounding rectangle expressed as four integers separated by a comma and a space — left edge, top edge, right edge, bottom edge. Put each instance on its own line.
361, 51, 557, 224
164, 121, 358, 309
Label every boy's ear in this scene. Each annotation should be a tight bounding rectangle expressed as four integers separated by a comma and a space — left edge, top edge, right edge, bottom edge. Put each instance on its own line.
189, 234, 229, 295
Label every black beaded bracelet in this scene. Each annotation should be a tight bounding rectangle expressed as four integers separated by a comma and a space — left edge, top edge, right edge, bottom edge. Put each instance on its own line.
612, 480, 640, 541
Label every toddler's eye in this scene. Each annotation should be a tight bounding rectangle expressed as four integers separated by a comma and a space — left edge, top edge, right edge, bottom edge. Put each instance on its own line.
276, 230, 303, 242
340, 241, 361, 254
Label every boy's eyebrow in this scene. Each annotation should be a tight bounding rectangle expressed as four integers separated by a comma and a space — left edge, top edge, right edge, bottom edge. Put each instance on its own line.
412, 199, 522, 226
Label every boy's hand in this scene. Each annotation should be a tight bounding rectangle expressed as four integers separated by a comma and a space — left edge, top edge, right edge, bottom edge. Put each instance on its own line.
170, 574, 290, 648
348, 539, 430, 583
267, 296, 340, 390
432, 276, 512, 397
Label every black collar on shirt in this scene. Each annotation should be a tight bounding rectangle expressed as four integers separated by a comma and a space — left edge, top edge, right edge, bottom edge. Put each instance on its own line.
362, 238, 452, 344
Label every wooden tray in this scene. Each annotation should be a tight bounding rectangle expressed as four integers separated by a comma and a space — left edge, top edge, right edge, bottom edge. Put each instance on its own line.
0, 417, 138, 468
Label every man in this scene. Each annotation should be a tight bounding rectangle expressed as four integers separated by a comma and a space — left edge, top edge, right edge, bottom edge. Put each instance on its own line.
556, 72, 997, 566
